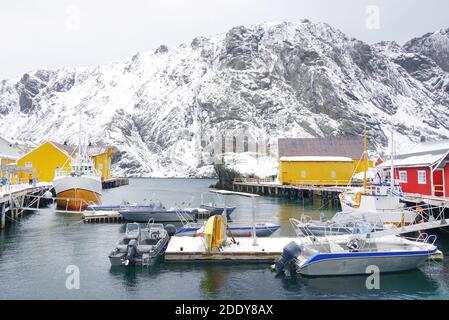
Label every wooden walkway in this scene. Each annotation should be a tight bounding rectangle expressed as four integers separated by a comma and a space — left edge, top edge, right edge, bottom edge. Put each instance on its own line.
102, 178, 129, 189
0, 183, 53, 229
82, 210, 124, 223
232, 178, 356, 204
403, 193, 449, 208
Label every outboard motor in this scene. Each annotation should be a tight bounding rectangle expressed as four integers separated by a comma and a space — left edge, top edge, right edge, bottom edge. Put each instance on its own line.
165, 224, 177, 238
191, 209, 199, 222
272, 241, 302, 275
124, 239, 138, 266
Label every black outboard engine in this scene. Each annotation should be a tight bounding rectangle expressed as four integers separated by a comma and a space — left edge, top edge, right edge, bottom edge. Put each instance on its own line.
165, 224, 177, 237
191, 209, 199, 222
124, 239, 138, 266
272, 241, 302, 275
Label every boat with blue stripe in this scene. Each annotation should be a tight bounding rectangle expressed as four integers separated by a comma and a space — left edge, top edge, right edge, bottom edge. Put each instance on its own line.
176, 222, 280, 237
274, 233, 438, 276
199, 204, 236, 215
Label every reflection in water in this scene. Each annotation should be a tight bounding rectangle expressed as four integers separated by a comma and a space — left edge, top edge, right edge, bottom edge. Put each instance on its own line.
200, 265, 226, 299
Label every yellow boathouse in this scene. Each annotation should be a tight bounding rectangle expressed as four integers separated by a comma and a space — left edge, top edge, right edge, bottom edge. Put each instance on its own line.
278, 137, 373, 186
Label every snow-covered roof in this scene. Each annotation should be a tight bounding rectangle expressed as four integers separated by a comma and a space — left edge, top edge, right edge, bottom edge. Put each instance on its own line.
0, 136, 23, 160
408, 140, 449, 154
280, 156, 353, 162
378, 140, 449, 168
278, 137, 363, 160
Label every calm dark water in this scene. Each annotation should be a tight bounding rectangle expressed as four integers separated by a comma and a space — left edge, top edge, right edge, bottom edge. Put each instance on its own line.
1, 178, 449, 299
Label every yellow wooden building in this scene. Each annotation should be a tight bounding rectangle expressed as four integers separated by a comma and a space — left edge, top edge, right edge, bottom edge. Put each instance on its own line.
89, 146, 113, 181
16, 141, 114, 183
279, 156, 356, 185
278, 137, 373, 186
17, 141, 74, 183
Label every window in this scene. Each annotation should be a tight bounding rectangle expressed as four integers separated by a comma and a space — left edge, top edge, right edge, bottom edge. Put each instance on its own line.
418, 170, 426, 184
330, 171, 337, 179
98, 163, 103, 170
232, 136, 237, 153
399, 171, 407, 182
300, 170, 307, 178
25, 161, 32, 167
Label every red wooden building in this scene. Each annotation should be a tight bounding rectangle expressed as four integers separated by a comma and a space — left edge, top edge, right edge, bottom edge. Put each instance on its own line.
378, 140, 449, 197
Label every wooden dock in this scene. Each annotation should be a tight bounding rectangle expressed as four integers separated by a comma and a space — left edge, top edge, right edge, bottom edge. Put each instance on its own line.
82, 210, 124, 223
165, 236, 299, 263
403, 193, 449, 208
232, 178, 356, 205
0, 183, 53, 229
102, 177, 129, 189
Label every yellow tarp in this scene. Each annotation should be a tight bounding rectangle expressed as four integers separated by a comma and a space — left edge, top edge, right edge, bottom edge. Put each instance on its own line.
203, 215, 225, 251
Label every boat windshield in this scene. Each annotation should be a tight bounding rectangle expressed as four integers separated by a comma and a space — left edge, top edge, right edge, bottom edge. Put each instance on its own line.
126, 223, 140, 233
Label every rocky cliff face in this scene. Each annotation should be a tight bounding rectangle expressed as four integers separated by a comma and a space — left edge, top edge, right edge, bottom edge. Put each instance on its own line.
1, 20, 449, 177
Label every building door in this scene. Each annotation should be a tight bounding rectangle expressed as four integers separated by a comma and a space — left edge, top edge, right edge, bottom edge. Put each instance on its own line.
433, 169, 444, 196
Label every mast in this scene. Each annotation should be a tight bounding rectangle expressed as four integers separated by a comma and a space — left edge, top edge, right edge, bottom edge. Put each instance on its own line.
363, 127, 367, 194
390, 131, 394, 192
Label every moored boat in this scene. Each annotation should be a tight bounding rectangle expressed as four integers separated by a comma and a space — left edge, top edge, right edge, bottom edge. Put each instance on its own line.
109, 221, 173, 267
118, 201, 202, 223
176, 221, 280, 237
53, 153, 102, 211
274, 234, 437, 276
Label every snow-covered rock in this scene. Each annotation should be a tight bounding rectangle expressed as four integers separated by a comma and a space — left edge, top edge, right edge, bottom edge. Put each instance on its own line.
1, 21, 449, 177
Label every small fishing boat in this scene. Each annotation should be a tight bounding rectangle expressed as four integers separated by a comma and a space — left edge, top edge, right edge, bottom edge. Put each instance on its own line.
274, 234, 437, 276
118, 200, 204, 223
199, 204, 236, 215
176, 221, 280, 237
109, 221, 172, 267
200, 192, 236, 215
339, 130, 415, 225
290, 213, 386, 237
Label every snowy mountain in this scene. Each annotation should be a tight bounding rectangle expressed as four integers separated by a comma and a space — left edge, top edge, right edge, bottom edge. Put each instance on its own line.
1, 20, 449, 177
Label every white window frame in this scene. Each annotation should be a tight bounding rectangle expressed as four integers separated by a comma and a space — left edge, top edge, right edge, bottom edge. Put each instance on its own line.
417, 170, 427, 185
399, 171, 407, 183
25, 161, 32, 168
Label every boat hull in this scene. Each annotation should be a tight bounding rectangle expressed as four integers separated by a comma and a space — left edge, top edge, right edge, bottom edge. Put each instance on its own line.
297, 225, 384, 237
177, 224, 280, 237
200, 205, 236, 215
119, 210, 196, 223
298, 250, 434, 276
56, 189, 101, 211
54, 175, 102, 211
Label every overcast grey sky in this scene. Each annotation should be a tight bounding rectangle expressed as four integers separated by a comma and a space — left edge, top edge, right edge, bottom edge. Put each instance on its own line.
1, 0, 448, 79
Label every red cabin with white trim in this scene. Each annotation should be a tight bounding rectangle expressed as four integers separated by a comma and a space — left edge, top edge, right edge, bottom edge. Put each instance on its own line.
378, 140, 449, 197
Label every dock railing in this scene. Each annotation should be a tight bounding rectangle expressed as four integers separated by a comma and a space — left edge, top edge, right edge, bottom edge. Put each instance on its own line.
233, 177, 277, 184
233, 178, 363, 187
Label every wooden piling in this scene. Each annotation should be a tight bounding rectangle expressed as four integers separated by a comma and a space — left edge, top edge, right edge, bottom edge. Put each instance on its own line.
1, 202, 5, 229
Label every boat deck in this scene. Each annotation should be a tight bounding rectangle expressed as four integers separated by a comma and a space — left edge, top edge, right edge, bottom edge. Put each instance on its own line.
165, 236, 299, 263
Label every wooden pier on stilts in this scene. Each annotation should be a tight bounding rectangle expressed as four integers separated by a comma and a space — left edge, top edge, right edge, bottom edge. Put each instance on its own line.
82, 210, 124, 223
102, 178, 129, 189
0, 183, 53, 229
232, 178, 357, 207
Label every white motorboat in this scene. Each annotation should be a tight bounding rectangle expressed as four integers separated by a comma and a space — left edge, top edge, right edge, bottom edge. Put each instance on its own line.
176, 221, 280, 237
290, 213, 387, 237
109, 221, 173, 267
274, 234, 437, 276
274, 216, 438, 276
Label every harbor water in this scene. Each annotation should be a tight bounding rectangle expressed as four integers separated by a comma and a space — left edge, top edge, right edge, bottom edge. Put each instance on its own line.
1, 178, 449, 299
